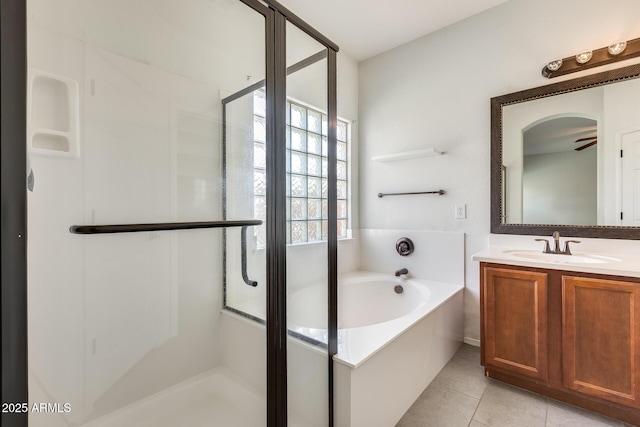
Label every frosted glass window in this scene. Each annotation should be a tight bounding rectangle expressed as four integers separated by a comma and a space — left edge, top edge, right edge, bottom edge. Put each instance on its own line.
253, 90, 266, 118
337, 220, 347, 239
337, 200, 347, 219
337, 161, 347, 180
254, 170, 266, 196
252, 90, 349, 246
291, 198, 307, 220
308, 199, 321, 219
308, 110, 322, 134
254, 116, 266, 142
291, 175, 306, 197
254, 196, 266, 248
291, 152, 306, 174
337, 142, 347, 161
308, 134, 322, 155
254, 143, 266, 168
308, 155, 321, 177
308, 221, 321, 242
308, 177, 321, 198
291, 221, 307, 243
337, 181, 347, 199
291, 128, 306, 151
337, 121, 347, 142
291, 104, 306, 129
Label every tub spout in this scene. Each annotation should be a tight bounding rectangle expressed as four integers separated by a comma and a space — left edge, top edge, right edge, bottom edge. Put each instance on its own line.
394, 268, 408, 277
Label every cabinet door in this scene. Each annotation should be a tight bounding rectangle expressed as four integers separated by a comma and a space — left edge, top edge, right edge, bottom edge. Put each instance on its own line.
562, 276, 640, 408
482, 266, 548, 380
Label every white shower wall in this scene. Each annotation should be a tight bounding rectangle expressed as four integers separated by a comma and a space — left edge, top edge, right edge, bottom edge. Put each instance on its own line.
27, 1, 263, 422
28, 31, 227, 424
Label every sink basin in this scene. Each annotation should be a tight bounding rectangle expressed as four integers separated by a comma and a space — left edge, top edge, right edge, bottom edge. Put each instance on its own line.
502, 250, 621, 264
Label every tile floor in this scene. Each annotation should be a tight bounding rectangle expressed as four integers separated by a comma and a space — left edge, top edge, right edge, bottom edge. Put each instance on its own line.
396, 344, 635, 427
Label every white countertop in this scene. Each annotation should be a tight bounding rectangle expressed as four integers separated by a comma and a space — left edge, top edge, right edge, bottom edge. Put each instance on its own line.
472, 246, 640, 278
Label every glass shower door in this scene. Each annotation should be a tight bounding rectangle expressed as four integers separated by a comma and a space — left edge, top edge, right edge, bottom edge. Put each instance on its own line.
223, 15, 339, 427
26, 1, 270, 426
285, 21, 336, 427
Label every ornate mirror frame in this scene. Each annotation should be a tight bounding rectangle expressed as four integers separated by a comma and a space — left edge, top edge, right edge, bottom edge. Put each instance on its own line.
491, 63, 640, 239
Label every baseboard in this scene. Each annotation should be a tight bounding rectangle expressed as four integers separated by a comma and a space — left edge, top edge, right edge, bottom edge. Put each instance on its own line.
463, 337, 480, 347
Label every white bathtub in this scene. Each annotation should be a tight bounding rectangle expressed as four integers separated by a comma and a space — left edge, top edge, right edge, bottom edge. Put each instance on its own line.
328, 271, 464, 427
287, 271, 464, 368
222, 270, 464, 427
289, 274, 427, 330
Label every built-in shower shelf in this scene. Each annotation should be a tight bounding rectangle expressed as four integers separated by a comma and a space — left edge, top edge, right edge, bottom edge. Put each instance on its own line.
371, 147, 442, 163
27, 69, 80, 158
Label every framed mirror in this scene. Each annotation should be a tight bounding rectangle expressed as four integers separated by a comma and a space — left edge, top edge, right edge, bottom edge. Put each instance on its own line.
491, 63, 640, 239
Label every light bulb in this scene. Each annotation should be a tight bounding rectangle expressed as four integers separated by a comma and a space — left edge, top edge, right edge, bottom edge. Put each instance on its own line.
547, 59, 563, 71
576, 50, 593, 64
608, 41, 627, 56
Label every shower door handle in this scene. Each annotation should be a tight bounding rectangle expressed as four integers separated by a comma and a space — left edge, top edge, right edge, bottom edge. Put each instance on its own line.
241, 225, 257, 287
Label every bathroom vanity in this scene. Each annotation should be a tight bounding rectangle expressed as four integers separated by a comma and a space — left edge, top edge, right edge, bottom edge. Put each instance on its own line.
482, 62, 640, 424
474, 248, 640, 425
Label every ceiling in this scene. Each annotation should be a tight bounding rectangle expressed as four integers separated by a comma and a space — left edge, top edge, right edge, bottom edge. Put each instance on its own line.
277, 0, 509, 61
523, 117, 597, 156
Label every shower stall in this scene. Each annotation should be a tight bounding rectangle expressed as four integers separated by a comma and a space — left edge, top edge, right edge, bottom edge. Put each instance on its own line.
1, 0, 338, 426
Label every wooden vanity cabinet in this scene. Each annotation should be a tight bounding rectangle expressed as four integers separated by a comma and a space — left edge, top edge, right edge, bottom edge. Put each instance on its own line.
480, 263, 640, 425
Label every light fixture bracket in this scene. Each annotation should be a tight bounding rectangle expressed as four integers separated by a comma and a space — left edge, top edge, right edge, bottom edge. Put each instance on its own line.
542, 37, 640, 78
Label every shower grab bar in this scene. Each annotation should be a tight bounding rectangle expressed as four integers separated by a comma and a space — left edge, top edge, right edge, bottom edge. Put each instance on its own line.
69, 219, 262, 287
377, 190, 445, 198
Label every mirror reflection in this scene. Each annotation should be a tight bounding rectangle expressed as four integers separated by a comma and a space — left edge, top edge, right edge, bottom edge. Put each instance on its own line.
522, 116, 597, 225
501, 77, 640, 227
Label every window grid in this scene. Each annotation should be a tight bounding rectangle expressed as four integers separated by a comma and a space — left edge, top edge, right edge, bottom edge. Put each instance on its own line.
253, 90, 348, 248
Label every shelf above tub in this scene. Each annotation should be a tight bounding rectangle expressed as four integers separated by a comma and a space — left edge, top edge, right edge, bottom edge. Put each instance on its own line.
371, 147, 442, 163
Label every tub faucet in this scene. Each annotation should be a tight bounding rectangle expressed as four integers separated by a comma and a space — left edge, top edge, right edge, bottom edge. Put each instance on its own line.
395, 268, 409, 277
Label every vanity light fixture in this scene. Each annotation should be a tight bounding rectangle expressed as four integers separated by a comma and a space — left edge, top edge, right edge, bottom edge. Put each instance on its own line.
542, 36, 640, 78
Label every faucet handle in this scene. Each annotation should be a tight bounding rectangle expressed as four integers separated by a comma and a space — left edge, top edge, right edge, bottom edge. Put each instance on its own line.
563, 240, 581, 255
534, 238, 551, 253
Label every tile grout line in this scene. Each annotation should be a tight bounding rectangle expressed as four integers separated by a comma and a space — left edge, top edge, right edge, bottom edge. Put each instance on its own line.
544, 397, 549, 427
467, 381, 486, 427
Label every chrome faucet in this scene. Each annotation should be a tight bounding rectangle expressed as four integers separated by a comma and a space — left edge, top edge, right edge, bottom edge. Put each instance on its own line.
395, 268, 409, 277
535, 231, 580, 255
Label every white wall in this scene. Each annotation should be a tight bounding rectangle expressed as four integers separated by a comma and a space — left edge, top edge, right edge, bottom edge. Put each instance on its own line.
358, 0, 640, 342
523, 150, 597, 224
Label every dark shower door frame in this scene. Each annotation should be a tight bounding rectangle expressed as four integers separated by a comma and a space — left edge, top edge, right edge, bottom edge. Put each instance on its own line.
0, 0, 338, 426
